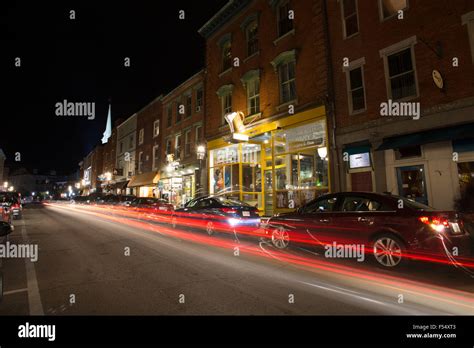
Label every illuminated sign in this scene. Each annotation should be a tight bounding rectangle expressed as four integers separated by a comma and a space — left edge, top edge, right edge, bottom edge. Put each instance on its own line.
349, 152, 371, 169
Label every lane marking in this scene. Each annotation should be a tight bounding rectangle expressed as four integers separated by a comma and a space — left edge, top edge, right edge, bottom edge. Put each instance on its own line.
20, 220, 44, 315
3, 287, 28, 296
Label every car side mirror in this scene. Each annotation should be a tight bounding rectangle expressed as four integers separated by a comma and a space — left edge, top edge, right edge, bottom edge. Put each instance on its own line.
0, 222, 13, 237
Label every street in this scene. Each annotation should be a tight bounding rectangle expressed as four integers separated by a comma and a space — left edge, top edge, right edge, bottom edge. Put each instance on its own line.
0, 203, 473, 315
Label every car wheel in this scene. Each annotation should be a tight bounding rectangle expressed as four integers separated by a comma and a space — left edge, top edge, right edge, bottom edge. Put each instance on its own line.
271, 226, 290, 249
372, 235, 406, 268
206, 221, 215, 236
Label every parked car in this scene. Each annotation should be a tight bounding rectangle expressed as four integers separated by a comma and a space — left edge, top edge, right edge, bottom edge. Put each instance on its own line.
0, 200, 12, 225
129, 197, 173, 211
171, 196, 261, 236
0, 193, 22, 219
261, 192, 472, 269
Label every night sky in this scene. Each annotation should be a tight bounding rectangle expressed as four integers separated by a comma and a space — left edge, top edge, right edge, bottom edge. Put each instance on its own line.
1, 0, 228, 173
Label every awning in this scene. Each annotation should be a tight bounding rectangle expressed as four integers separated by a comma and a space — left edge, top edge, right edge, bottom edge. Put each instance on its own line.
128, 172, 159, 188
343, 141, 371, 155
113, 180, 129, 190
453, 138, 474, 153
376, 123, 474, 151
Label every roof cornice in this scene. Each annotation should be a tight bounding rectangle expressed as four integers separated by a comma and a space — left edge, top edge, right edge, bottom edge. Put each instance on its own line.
198, 0, 252, 39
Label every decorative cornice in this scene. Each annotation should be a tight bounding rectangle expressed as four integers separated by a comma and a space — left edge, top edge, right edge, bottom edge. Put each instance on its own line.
217, 33, 232, 47
270, 49, 296, 71
240, 69, 260, 87
240, 11, 259, 31
198, 0, 252, 39
216, 84, 234, 97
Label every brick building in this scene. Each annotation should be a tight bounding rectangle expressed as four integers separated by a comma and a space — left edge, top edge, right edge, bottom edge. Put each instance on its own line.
199, 0, 332, 215
328, 0, 474, 209
81, 146, 101, 195
115, 114, 137, 195
128, 95, 163, 197
99, 118, 119, 193
159, 70, 205, 207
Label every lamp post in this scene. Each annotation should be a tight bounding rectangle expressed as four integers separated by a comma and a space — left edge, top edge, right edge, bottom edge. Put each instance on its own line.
196, 145, 206, 195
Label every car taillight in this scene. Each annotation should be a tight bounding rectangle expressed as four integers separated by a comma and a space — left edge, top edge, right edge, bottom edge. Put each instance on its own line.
419, 216, 449, 232
220, 208, 237, 214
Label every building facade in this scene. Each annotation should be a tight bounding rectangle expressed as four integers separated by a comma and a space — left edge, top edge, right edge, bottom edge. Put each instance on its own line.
99, 118, 119, 194
115, 114, 137, 195
128, 95, 163, 197
199, 0, 331, 215
159, 70, 206, 207
328, 0, 474, 210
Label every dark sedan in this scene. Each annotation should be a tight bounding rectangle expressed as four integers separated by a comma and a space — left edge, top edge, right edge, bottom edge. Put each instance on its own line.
261, 192, 471, 268
171, 196, 261, 237
129, 197, 174, 221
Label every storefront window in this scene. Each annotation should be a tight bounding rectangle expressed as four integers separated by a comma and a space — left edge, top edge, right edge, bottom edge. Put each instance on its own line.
208, 118, 329, 214
458, 161, 474, 192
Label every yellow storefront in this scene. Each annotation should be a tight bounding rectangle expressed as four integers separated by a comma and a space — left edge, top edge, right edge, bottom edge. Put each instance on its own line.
207, 106, 330, 216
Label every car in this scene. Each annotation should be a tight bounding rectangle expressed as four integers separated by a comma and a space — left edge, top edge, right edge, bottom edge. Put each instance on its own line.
0, 192, 22, 219
0, 200, 12, 225
261, 192, 472, 269
128, 197, 174, 221
171, 196, 261, 237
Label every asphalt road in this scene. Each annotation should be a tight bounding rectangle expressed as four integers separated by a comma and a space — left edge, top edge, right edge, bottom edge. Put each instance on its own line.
0, 203, 473, 315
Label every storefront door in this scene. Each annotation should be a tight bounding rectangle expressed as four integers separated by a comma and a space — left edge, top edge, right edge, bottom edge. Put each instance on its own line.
264, 169, 273, 216
396, 165, 428, 205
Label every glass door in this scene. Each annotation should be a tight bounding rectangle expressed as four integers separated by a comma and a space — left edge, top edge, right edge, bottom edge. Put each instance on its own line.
396, 165, 428, 205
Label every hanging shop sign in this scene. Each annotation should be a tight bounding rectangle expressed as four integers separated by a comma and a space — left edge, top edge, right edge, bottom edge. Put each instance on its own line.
279, 120, 326, 152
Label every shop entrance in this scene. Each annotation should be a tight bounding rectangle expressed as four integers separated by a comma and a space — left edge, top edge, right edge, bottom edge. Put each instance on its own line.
396, 165, 428, 205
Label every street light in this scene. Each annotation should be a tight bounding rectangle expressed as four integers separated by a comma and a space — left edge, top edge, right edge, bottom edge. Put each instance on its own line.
3, 182, 8, 188
317, 146, 328, 159
197, 145, 205, 160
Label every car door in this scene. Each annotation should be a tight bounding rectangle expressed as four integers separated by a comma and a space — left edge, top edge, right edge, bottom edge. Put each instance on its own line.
298, 194, 340, 247
332, 194, 383, 245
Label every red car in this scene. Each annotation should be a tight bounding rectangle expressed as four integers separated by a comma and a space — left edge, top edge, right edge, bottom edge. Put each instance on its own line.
262, 192, 472, 268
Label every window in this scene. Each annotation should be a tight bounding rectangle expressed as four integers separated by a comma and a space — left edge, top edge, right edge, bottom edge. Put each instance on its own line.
176, 100, 182, 123
379, 0, 408, 20
341, 196, 383, 212
347, 65, 366, 113
195, 125, 203, 143
278, 1, 293, 37
246, 21, 258, 56
387, 48, 416, 100
138, 151, 144, 173
341, 0, 359, 38
380, 37, 418, 101
152, 145, 159, 170
167, 104, 172, 127
222, 40, 232, 72
395, 145, 421, 159
279, 60, 296, 103
129, 135, 134, 148
166, 138, 172, 155
119, 141, 123, 153
196, 87, 203, 112
185, 129, 192, 157
185, 93, 192, 118
175, 134, 182, 160
153, 120, 160, 138
222, 93, 232, 120
247, 78, 260, 115
138, 128, 144, 145
462, 11, 474, 64
303, 197, 338, 213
